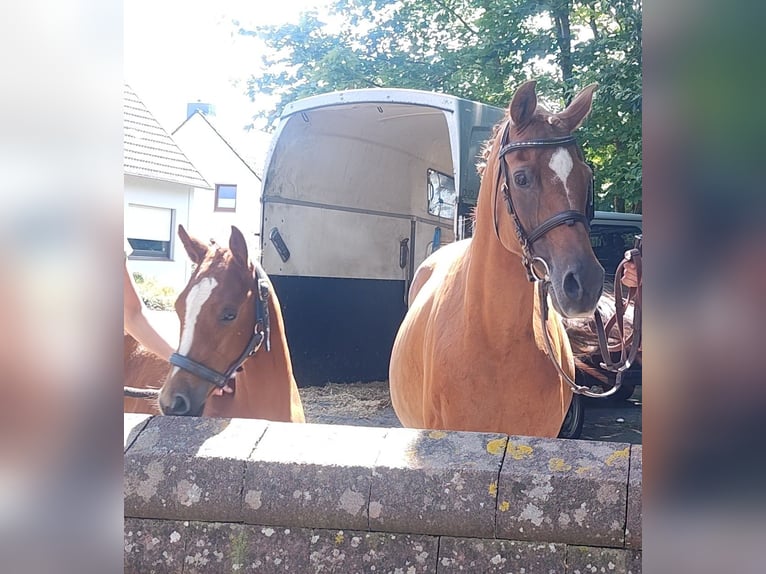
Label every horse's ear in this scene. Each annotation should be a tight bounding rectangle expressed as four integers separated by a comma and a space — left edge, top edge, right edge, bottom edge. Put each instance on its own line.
229, 225, 249, 268
178, 224, 208, 265
509, 80, 538, 127
556, 83, 598, 132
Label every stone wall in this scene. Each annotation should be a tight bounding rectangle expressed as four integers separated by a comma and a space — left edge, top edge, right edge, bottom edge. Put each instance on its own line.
124, 414, 641, 573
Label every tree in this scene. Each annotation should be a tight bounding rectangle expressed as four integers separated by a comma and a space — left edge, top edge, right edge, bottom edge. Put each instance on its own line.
240, 0, 642, 212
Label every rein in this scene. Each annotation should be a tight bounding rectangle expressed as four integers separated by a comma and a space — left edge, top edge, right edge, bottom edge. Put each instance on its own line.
594, 235, 642, 376
537, 237, 642, 398
123, 263, 272, 398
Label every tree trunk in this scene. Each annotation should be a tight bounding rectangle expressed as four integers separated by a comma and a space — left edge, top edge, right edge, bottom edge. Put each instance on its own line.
584, 1, 600, 41
551, 0, 574, 103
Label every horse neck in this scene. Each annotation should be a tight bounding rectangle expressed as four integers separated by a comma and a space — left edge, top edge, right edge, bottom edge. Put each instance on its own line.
465, 159, 539, 339
236, 292, 298, 417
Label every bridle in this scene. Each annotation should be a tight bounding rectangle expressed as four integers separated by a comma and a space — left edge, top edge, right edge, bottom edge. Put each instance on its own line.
492, 119, 636, 398
123, 263, 272, 399
168, 263, 272, 390
493, 120, 594, 283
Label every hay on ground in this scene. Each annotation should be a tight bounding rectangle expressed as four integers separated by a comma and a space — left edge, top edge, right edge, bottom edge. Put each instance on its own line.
299, 381, 396, 426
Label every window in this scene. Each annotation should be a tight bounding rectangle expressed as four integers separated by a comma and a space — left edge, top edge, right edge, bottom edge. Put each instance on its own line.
590, 224, 642, 277
427, 169, 456, 220
125, 204, 174, 259
215, 184, 237, 211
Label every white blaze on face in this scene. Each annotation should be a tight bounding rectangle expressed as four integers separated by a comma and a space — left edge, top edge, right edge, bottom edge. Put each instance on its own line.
549, 147, 574, 204
173, 278, 218, 376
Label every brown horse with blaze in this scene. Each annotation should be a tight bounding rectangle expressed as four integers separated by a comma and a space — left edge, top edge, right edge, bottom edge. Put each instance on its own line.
124, 225, 304, 422
390, 80, 603, 438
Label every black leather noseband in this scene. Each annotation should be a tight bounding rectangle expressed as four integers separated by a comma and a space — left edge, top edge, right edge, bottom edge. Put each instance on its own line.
168, 264, 272, 389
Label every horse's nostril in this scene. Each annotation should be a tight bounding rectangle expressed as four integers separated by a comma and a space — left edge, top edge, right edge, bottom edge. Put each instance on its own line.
170, 393, 191, 416
563, 271, 583, 301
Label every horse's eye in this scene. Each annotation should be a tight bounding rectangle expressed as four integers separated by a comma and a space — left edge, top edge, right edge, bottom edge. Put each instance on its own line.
513, 172, 529, 187
220, 310, 237, 322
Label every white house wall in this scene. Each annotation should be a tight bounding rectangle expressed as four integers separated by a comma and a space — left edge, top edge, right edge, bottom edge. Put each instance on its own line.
124, 174, 192, 290
172, 114, 263, 257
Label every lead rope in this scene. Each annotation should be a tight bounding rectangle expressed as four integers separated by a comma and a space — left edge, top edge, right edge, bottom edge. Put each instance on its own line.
124, 386, 160, 399
537, 278, 623, 398
593, 236, 642, 376
537, 236, 642, 398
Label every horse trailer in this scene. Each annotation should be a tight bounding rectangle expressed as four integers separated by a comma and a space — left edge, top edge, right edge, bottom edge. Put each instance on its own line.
259, 88, 641, 386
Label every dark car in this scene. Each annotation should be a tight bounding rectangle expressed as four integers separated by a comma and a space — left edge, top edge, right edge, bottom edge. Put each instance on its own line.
590, 211, 643, 280
558, 210, 642, 439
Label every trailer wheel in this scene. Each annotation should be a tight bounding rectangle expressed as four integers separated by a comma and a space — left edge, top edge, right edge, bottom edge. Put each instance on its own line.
558, 394, 585, 439
609, 382, 636, 402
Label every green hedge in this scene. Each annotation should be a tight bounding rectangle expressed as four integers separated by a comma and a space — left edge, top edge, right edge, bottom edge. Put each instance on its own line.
132, 272, 176, 311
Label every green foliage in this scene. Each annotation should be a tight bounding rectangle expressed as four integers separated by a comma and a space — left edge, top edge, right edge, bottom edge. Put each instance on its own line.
241, 0, 641, 213
132, 272, 176, 311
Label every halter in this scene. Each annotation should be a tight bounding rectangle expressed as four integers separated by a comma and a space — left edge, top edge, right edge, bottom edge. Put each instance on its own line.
167, 263, 272, 390
493, 121, 594, 282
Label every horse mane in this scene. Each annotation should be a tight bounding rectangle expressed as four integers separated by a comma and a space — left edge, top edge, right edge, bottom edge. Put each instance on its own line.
468, 113, 509, 232
476, 113, 506, 180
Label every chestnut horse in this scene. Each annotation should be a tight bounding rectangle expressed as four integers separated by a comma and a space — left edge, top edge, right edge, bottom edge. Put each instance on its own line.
389, 80, 604, 438
124, 225, 304, 422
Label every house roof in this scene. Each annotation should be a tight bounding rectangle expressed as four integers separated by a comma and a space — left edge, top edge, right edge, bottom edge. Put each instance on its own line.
172, 110, 268, 180
124, 84, 211, 189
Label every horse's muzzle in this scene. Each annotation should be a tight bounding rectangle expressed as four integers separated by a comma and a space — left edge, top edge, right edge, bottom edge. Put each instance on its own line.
551, 259, 604, 318
158, 382, 207, 417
